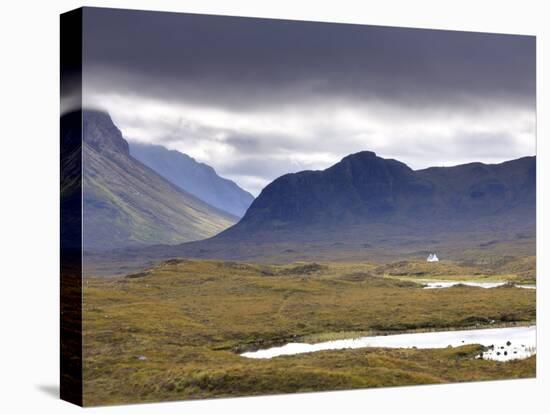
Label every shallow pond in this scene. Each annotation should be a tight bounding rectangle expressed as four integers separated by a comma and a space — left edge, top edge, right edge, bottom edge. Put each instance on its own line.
422, 281, 536, 290
241, 326, 536, 362
423, 281, 507, 289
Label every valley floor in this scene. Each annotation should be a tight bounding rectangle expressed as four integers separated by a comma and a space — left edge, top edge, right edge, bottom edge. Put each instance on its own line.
82, 258, 536, 406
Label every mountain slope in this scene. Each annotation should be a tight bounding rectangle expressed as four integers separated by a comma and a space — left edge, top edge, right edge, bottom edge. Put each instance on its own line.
74, 110, 237, 250
129, 142, 254, 217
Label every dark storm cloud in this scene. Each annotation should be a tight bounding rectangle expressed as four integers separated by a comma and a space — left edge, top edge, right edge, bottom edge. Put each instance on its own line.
82, 7, 535, 111
81, 7, 536, 195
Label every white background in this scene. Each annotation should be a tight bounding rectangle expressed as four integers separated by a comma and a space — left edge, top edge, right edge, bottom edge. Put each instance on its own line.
0, 0, 547, 412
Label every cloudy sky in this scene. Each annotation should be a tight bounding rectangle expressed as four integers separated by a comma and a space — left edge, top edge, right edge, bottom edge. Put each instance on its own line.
81, 7, 536, 196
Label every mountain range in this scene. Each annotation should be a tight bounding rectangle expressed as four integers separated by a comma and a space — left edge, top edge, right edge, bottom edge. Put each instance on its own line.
106, 150, 534, 269
72, 113, 536, 274
129, 142, 254, 217
71, 110, 238, 250
223, 150, 535, 239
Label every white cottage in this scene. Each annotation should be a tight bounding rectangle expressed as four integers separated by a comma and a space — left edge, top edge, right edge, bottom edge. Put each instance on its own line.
427, 253, 439, 262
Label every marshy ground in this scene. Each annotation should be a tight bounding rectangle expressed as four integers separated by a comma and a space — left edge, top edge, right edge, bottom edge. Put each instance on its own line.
82, 257, 535, 406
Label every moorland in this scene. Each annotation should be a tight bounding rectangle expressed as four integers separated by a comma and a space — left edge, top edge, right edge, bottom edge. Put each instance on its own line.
83, 257, 535, 405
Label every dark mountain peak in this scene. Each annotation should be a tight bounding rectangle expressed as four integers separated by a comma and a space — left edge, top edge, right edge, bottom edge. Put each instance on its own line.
341, 150, 377, 161
231, 150, 425, 233
219, 152, 535, 243
336, 151, 413, 176
83, 109, 129, 156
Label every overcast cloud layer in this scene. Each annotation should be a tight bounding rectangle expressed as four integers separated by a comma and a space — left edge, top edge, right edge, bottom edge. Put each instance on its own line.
81, 7, 535, 196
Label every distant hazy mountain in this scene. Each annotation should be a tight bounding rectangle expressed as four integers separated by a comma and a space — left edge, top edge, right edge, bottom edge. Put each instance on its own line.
129, 142, 254, 217
64, 110, 237, 250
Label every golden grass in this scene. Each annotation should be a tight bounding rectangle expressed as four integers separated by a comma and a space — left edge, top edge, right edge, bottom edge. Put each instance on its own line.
82, 259, 536, 406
